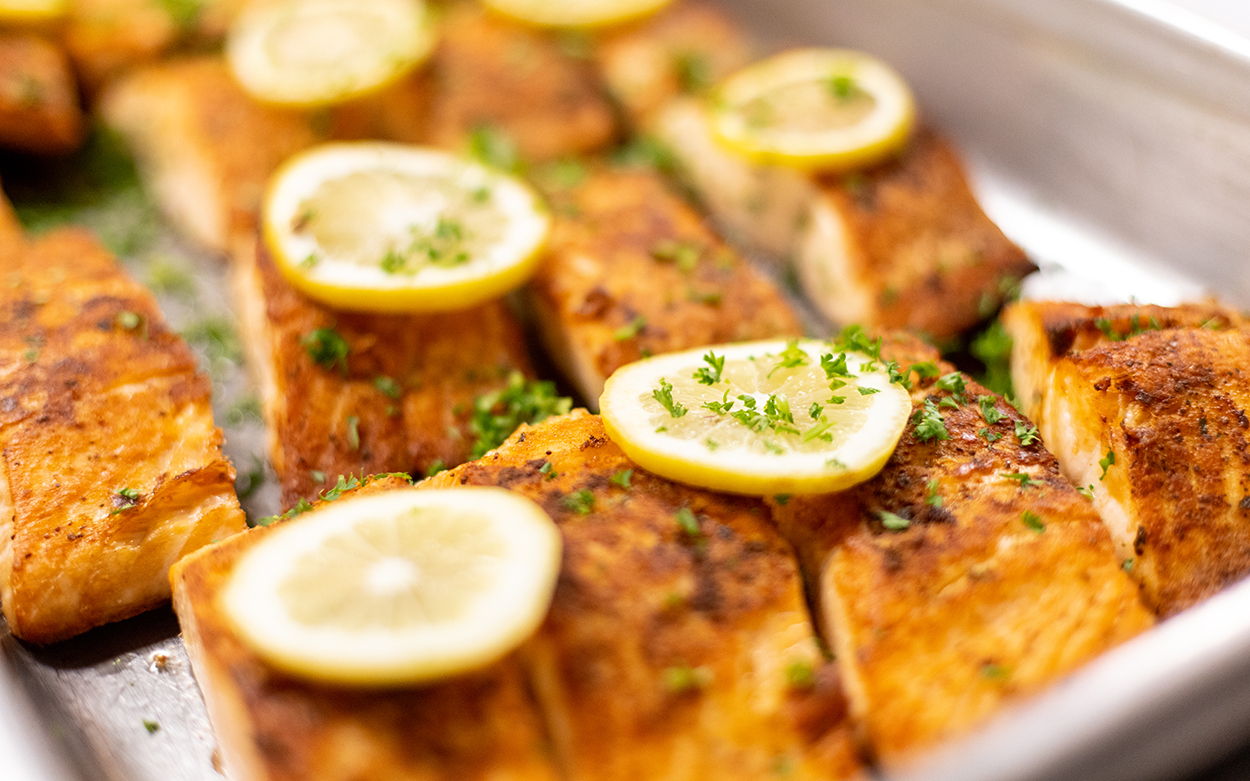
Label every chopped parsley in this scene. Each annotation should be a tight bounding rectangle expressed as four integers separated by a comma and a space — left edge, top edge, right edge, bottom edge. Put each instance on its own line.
705, 437, 719, 451
978, 427, 1003, 443
831, 324, 884, 360
774, 494, 792, 506
977, 395, 1005, 425
1077, 484, 1095, 499
935, 372, 968, 404
674, 50, 714, 93
610, 468, 633, 489
373, 375, 401, 399
1098, 449, 1116, 480
1094, 313, 1161, 342
467, 123, 520, 173
538, 461, 555, 479
1014, 420, 1040, 446
821, 351, 851, 379
310, 470, 326, 484
143, 719, 160, 734
1021, 510, 1045, 534
255, 497, 313, 527
770, 339, 810, 377
345, 416, 360, 450
858, 386, 880, 396
693, 350, 725, 385
878, 509, 911, 531
111, 487, 141, 514
469, 372, 572, 458
426, 460, 448, 477
909, 361, 941, 381
809, 402, 824, 419
613, 315, 647, 341
926, 478, 942, 508
785, 660, 816, 689
911, 399, 950, 442
1002, 472, 1036, 489
562, 490, 595, 515
981, 663, 1010, 682
651, 239, 702, 272
301, 327, 350, 374
801, 416, 835, 443
1122, 558, 1135, 573
663, 664, 712, 693
653, 378, 689, 418
675, 506, 701, 536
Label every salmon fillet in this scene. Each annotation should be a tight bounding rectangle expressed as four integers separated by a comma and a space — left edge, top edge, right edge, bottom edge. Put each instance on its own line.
170, 474, 559, 781
1004, 300, 1250, 615
529, 166, 801, 407
594, 0, 755, 127
0, 32, 83, 155
772, 361, 1152, 765
427, 411, 863, 781
796, 131, 1035, 340
0, 228, 246, 643
232, 237, 535, 506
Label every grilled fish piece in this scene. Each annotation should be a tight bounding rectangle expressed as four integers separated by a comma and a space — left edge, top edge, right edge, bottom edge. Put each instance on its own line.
0, 33, 83, 155
170, 474, 559, 781
427, 410, 863, 781
232, 237, 534, 506
772, 366, 1153, 766
1004, 300, 1250, 615
0, 228, 246, 644
529, 166, 801, 407
594, 0, 755, 127
796, 131, 1035, 340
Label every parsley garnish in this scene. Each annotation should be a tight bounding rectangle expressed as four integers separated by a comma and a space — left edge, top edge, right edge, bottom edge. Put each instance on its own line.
926, 478, 942, 508
981, 663, 1010, 682
538, 461, 555, 479
809, 402, 824, 419
1099, 449, 1116, 480
910, 361, 941, 381
610, 468, 633, 488
614, 315, 646, 341
693, 350, 725, 385
562, 490, 595, 515
111, 487, 141, 514
821, 352, 851, 379
774, 494, 792, 505
705, 438, 719, 450
653, 378, 688, 418
301, 327, 350, 374
977, 395, 1005, 425
978, 427, 1003, 442
785, 660, 815, 689
1077, 484, 1095, 499
858, 386, 880, 396
651, 240, 702, 272
468, 123, 520, 172
310, 470, 325, 484
1094, 313, 1161, 342
770, 339, 809, 377
1002, 472, 1036, 489
911, 399, 950, 442
1122, 558, 1135, 573
935, 372, 968, 404
802, 416, 835, 443
373, 375, 401, 399
426, 460, 448, 477
143, 720, 160, 734
879, 510, 911, 531
345, 415, 360, 450
469, 372, 572, 458
1014, 420, 1040, 446
675, 506, 700, 536
663, 664, 712, 693
1021, 510, 1045, 534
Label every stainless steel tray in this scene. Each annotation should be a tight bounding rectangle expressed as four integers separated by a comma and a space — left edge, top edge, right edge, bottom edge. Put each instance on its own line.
4, 0, 1250, 778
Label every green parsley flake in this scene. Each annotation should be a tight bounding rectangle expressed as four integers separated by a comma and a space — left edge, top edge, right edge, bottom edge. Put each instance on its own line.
469, 372, 572, 458
977, 395, 1005, 425
373, 375, 402, 399
467, 123, 520, 173
821, 352, 851, 380
1099, 449, 1116, 481
675, 506, 700, 536
911, 399, 950, 442
538, 461, 555, 479
653, 378, 688, 418
663, 664, 712, 693
878, 510, 910, 531
614, 315, 647, 341
858, 386, 880, 396
785, 660, 815, 689
1021, 510, 1045, 534
1122, 558, 1135, 573
610, 468, 633, 488
935, 372, 968, 403
345, 416, 360, 450
562, 490, 595, 516
978, 427, 1003, 443
769, 340, 809, 378
143, 719, 160, 734
651, 239, 702, 272
301, 327, 350, 374
705, 437, 720, 451
426, 460, 448, 477
310, 470, 326, 484
693, 350, 725, 385
774, 494, 792, 506
1014, 420, 1040, 446
981, 663, 1010, 682
1002, 472, 1036, 489
1077, 484, 1095, 499
926, 478, 942, 508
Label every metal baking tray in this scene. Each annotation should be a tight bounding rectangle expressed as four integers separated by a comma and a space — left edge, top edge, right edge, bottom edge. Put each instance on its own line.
4, 0, 1250, 778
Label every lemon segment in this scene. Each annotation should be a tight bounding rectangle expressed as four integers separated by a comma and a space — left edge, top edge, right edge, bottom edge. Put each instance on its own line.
481, 0, 675, 28
599, 339, 911, 496
0, 0, 67, 23
222, 487, 562, 686
227, 0, 436, 108
710, 48, 916, 173
263, 142, 552, 313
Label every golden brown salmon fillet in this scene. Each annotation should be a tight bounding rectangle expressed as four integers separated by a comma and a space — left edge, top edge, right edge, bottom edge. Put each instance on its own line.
233, 237, 535, 506
1004, 300, 1250, 615
170, 474, 559, 781
0, 33, 83, 155
529, 166, 801, 407
772, 366, 1152, 766
797, 131, 1035, 341
593, 0, 754, 127
0, 228, 246, 644
427, 411, 863, 781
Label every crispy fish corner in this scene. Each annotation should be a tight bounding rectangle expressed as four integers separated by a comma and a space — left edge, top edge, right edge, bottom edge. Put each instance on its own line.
773, 370, 1152, 766
0, 228, 245, 644
0, 32, 83, 155
428, 411, 864, 781
170, 474, 560, 781
529, 166, 801, 407
594, 0, 755, 127
797, 130, 1036, 340
1004, 299, 1250, 615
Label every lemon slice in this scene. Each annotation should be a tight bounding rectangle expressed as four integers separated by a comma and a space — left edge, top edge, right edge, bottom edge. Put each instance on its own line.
710, 48, 916, 173
222, 487, 562, 686
599, 339, 911, 495
226, 0, 436, 108
263, 142, 552, 312
481, 0, 674, 28
0, 0, 66, 24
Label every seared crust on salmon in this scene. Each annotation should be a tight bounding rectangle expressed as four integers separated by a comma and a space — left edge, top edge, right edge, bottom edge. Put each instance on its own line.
0, 33, 83, 155
1005, 300, 1250, 615
0, 228, 245, 643
233, 237, 533, 506
772, 369, 1152, 765
796, 130, 1035, 339
170, 474, 559, 781
529, 167, 801, 406
427, 411, 863, 781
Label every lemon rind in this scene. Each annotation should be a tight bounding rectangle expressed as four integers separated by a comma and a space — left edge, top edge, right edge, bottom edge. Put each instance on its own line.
481, 0, 675, 29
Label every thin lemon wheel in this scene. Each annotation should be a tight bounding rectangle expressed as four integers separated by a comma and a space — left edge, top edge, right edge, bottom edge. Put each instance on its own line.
263, 142, 552, 312
226, 0, 436, 108
0, 0, 66, 24
481, 0, 674, 28
222, 487, 562, 686
711, 48, 916, 173
599, 339, 911, 495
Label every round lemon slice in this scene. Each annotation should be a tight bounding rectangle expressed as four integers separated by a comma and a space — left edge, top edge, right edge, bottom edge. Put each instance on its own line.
481, 0, 675, 28
710, 48, 916, 172
222, 487, 562, 686
226, 0, 436, 108
0, 0, 67, 24
263, 142, 552, 312
599, 339, 911, 495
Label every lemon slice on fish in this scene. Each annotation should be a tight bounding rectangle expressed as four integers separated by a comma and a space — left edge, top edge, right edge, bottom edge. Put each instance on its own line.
599, 339, 911, 495
222, 487, 562, 686
710, 48, 916, 172
262, 142, 551, 312
481, 0, 675, 28
226, 0, 436, 108
0, 0, 67, 23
